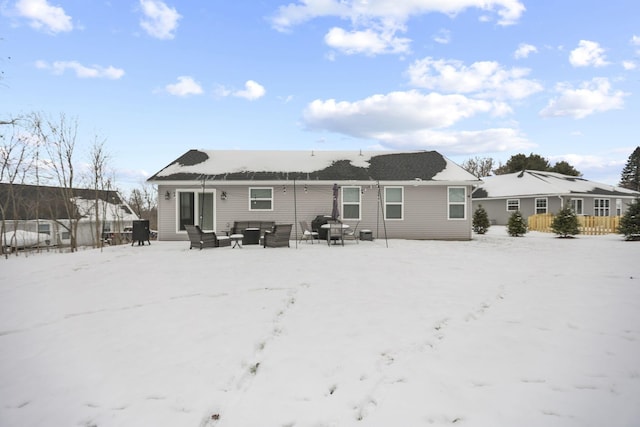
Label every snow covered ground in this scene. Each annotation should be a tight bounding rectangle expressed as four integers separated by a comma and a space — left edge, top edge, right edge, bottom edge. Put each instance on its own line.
1, 227, 639, 427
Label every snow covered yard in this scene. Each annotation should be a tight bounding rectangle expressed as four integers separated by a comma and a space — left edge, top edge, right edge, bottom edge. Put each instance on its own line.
1, 228, 639, 427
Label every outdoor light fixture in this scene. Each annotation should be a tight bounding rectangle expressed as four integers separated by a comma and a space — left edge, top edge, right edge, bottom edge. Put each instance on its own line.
220, 191, 227, 200
164, 191, 171, 200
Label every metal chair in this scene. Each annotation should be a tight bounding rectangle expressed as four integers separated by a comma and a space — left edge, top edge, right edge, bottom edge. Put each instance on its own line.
299, 220, 319, 244
326, 221, 344, 246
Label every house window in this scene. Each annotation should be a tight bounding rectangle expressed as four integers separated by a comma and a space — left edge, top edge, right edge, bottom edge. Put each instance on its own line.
570, 198, 583, 215
38, 223, 50, 235
249, 187, 273, 211
385, 187, 403, 220
448, 187, 466, 220
594, 198, 610, 217
342, 186, 361, 220
535, 198, 548, 214
177, 190, 215, 231
506, 199, 520, 211
616, 199, 622, 216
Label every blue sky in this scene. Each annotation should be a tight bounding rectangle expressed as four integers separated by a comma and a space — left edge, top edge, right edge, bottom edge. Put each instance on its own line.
2, 0, 639, 190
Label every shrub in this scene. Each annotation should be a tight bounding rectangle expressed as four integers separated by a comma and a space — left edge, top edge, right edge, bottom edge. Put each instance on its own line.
507, 210, 527, 237
472, 204, 490, 234
619, 198, 640, 241
550, 207, 580, 238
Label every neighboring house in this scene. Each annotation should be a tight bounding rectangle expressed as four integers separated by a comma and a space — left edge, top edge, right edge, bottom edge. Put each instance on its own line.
147, 150, 482, 241
472, 170, 640, 225
0, 183, 139, 247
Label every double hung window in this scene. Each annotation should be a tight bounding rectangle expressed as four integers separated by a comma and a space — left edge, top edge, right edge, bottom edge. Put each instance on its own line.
249, 187, 273, 211
342, 187, 361, 220
448, 187, 466, 219
570, 198, 583, 215
506, 199, 520, 212
535, 198, 548, 214
594, 198, 610, 217
385, 187, 403, 220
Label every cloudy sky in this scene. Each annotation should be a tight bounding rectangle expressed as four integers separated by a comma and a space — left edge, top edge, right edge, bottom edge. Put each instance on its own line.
2, 0, 639, 188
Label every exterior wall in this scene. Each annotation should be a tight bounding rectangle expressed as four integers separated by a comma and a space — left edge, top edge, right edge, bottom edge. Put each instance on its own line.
474, 195, 636, 225
157, 183, 474, 241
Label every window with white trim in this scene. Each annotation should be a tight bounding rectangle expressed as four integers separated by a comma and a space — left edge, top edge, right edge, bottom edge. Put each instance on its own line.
342, 186, 361, 220
506, 199, 520, 211
535, 198, 548, 214
384, 187, 403, 220
570, 198, 583, 215
594, 198, 610, 217
249, 187, 273, 211
616, 199, 622, 216
448, 187, 466, 220
177, 190, 215, 231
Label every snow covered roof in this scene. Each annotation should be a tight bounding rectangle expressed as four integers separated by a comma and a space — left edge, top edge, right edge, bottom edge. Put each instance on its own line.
473, 170, 640, 199
147, 150, 480, 183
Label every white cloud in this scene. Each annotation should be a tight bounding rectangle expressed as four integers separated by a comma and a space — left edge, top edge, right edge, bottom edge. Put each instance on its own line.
539, 78, 627, 119
270, 0, 524, 56
14, 0, 73, 33
514, 43, 537, 59
324, 26, 411, 56
215, 80, 266, 100
301, 90, 531, 153
165, 76, 203, 97
407, 57, 543, 100
234, 80, 266, 100
433, 29, 451, 45
622, 61, 636, 70
632, 35, 640, 46
139, 0, 181, 40
569, 40, 609, 67
35, 60, 125, 79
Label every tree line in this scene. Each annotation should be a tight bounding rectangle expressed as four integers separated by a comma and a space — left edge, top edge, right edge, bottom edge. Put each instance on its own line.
1, 112, 157, 253
461, 150, 640, 192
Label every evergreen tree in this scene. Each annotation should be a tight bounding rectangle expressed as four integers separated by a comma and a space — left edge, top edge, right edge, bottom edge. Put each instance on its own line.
550, 160, 581, 177
507, 210, 527, 237
472, 204, 490, 234
619, 146, 640, 191
618, 198, 640, 241
550, 206, 580, 238
494, 153, 582, 176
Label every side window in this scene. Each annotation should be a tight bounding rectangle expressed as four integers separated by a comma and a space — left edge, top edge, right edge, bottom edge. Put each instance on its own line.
570, 198, 583, 215
448, 187, 466, 220
506, 199, 520, 211
342, 186, 361, 220
385, 187, 403, 220
249, 187, 273, 211
535, 198, 548, 214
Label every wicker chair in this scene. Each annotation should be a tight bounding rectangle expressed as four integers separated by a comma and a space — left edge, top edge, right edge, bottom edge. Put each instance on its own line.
184, 225, 230, 249
263, 224, 292, 248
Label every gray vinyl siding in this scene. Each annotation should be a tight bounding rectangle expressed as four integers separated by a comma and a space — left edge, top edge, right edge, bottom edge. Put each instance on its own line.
474, 195, 636, 226
157, 183, 473, 241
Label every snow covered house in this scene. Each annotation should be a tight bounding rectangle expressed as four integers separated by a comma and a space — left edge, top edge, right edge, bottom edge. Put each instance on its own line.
472, 170, 640, 225
147, 150, 482, 241
0, 183, 139, 248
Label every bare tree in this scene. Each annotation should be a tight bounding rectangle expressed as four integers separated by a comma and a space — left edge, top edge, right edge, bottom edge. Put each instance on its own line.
128, 182, 158, 230
0, 121, 34, 256
32, 113, 82, 252
461, 156, 495, 178
87, 135, 111, 248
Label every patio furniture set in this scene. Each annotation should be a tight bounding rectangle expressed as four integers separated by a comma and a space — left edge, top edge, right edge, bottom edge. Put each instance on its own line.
184, 222, 293, 250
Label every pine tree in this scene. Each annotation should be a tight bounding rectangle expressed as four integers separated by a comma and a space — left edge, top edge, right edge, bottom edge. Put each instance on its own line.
507, 210, 527, 237
550, 206, 580, 238
619, 147, 640, 191
618, 199, 640, 241
472, 204, 490, 234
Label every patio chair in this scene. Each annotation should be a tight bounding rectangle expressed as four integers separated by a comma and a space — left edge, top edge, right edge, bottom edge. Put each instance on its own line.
326, 222, 344, 246
184, 224, 230, 249
343, 221, 359, 244
263, 224, 293, 248
299, 220, 319, 244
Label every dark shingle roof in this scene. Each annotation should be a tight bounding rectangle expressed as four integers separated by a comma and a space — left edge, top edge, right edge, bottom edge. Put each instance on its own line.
148, 149, 475, 182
